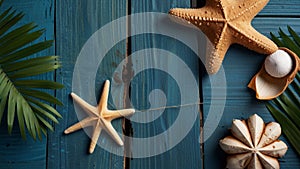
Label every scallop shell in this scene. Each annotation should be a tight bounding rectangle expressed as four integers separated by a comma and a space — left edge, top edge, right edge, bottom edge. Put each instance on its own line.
219, 114, 288, 169
247, 114, 265, 147
219, 136, 251, 154
257, 122, 281, 148
226, 153, 252, 169
247, 154, 263, 169
231, 119, 253, 148
248, 47, 300, 100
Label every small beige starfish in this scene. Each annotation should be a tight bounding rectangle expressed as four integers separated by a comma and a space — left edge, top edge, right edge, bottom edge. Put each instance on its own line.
64, 80, 135, 154
169, 0, 278, 74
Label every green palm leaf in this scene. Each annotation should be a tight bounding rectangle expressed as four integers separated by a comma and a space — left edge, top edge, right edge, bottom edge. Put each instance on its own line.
0, 2, 63, 140
267, 26, 300, 156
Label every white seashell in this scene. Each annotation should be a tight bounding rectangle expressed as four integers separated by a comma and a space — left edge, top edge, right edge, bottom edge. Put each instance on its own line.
219, 114, 288, 169
247, 154, 263, 169
264, 50, 293, 78
259, 140, 288, 158
231, 119, 253, 148
226, 153, 252, 169
248, 47, 300, 100
248, 114, 265, 146
257, 152, 280, 169
257, 122, 281, 148
219, 136, 251, 154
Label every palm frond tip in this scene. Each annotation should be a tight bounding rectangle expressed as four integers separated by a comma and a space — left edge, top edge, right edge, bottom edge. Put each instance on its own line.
0, 3, 63, 140
268, 26, 300, 156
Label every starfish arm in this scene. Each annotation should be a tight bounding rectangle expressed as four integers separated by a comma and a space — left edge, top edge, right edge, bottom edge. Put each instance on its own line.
230, 22, 278, 54
205, 25, 231, 74
104, 109, 135, 120
101, 119, 124, 146
224, 0, 269, 20
169, 7, 225, 24
70, 92, 98, 116
64, 117, 95, 134
89, 122, 102, 154
98, 80, 110, 110
205, 0, 222, 7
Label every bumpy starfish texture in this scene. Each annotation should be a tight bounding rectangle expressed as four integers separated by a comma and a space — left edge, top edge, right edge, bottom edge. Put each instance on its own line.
219, 114, 288, 169
169, 0, 278, 74
64, 80, 135, 154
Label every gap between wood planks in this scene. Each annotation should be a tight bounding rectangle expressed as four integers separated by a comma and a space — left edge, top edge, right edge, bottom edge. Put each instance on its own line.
121, 0, 206, 168
122, 0, 133, 168
193, 1, 205, 169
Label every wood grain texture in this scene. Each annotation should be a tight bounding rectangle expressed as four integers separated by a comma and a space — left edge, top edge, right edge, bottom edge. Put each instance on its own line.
129, 0, 202, 169
1, 0, 300, 169
0, 0, 54, 169
260, 0, 300, 16
47, 1, 126, 169
202, 16, 300, 169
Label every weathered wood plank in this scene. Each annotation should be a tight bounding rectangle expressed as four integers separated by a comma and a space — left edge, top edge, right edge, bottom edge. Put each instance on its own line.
0, 0, 54, 169
47, 1, 126, 169
203, 17, 300, 169
191, 0, 300, 16
260, 0, 300, 16
129, 1, 202, 169
1, 1, 299, 169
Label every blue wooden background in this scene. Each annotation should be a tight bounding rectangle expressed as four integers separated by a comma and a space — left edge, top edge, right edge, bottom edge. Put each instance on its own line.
0, 0, 299, 169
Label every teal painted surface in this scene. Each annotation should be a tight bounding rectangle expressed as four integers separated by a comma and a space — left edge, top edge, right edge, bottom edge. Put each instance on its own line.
0, 0, 299, 169
0, 0, 54, 169
129, 0, 202, 169
47, 0, 126, 169
261, 0, 300, 16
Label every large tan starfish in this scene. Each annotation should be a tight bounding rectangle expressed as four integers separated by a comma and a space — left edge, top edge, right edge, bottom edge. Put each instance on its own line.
64, 80, 135, 154
169, 0, 278, 74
